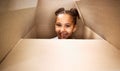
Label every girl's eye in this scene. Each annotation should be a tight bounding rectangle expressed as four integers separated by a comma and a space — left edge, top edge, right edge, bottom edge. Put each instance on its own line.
56, 23, 61, 27
66, 25, 70, 27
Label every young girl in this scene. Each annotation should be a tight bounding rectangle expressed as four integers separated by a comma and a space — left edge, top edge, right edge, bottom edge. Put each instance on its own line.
54, 8, 80, 39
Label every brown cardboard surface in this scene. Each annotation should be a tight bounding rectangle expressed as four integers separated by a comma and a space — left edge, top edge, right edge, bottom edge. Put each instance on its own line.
0, 8, 36, 62
75, 0, 120, 49
0, 39, 120, 71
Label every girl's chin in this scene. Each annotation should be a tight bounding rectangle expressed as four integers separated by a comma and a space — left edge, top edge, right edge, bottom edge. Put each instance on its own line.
58, 36, 68, 39
58, 37, 66, 39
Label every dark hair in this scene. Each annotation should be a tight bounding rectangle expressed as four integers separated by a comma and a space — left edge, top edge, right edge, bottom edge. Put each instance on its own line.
55, 7, 80, 25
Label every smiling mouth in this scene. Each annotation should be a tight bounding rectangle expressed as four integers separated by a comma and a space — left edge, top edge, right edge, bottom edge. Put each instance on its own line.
58, 32, 68, 39
61, 34, 67, 38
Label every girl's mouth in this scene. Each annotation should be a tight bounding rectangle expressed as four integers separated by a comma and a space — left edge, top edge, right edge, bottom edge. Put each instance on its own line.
58, 32, 68, 39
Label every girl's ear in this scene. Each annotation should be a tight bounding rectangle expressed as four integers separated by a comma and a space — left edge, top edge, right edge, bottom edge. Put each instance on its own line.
73, 25, 77, 32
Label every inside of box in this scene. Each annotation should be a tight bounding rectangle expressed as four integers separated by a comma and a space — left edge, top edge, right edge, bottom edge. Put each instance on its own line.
1, 0, 120, 68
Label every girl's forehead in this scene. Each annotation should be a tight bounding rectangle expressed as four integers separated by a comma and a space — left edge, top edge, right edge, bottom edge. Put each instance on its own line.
57, 14, 73, 21
57, 14, 72, 18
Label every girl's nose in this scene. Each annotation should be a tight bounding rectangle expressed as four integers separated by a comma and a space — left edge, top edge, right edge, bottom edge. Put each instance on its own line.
60, 27, 65, 32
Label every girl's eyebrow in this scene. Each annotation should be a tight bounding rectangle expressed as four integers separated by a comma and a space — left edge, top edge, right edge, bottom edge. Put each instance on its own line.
56, 22, 61, 24
65, 23, 71, 25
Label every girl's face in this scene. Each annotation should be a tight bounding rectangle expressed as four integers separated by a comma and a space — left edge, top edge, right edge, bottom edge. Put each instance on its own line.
55, 14, 76, 39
